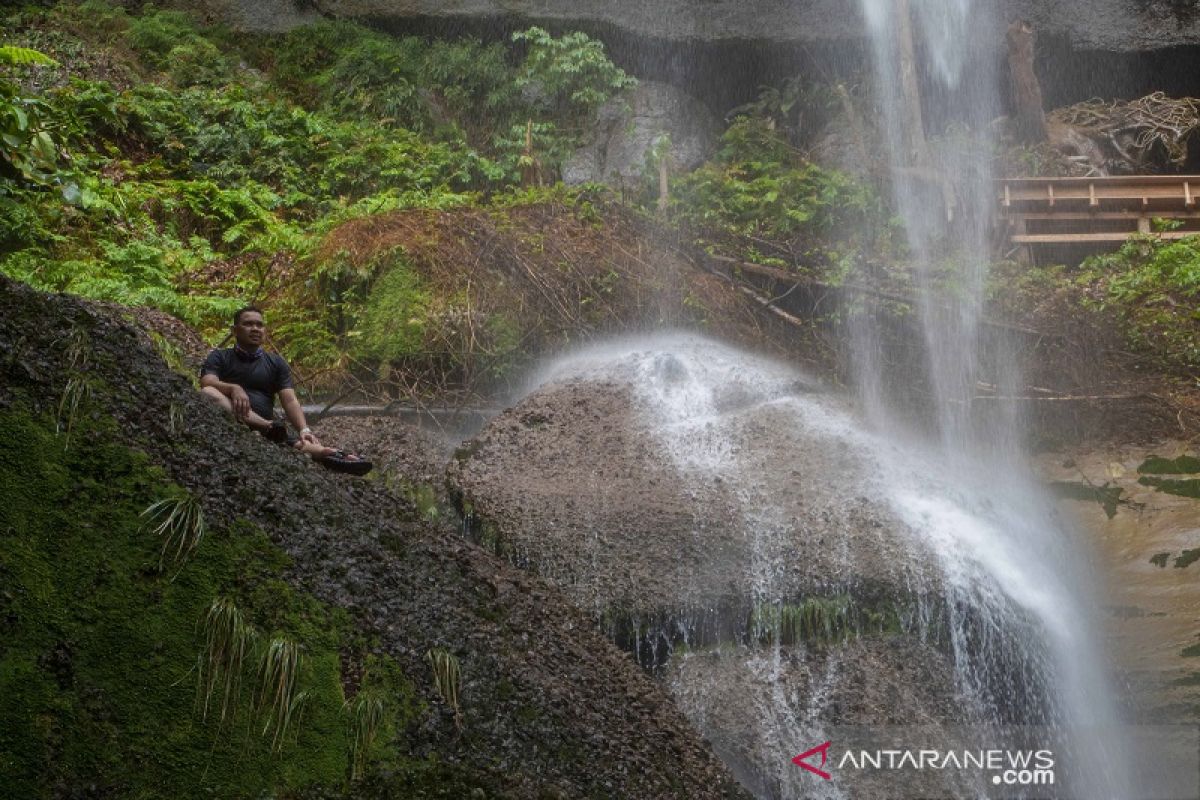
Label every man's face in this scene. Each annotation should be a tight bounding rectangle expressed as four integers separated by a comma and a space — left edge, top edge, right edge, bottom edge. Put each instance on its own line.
233, 310, 265, 349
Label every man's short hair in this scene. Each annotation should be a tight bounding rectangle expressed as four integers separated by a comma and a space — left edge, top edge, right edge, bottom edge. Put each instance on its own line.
233, 306, 263, 325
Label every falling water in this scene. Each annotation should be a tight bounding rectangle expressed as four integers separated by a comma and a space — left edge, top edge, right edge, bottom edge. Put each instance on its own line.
497, 3, 1136, 796
854, 0, 1129, 797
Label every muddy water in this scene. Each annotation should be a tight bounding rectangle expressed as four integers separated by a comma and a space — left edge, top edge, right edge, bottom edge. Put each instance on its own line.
1036, 443, 1200, 722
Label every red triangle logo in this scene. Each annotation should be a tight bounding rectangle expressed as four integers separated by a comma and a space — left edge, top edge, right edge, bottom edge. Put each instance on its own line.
792, 741, 833, 780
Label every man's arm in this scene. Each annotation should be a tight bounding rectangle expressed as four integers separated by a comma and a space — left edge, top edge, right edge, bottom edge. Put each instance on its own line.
199, 372, 252, 420
278, 388, 318, 444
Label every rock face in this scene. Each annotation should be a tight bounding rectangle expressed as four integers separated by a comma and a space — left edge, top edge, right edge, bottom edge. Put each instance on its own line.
447, 336, 942, 624
212, 0, 1200, 51
446, 335, 997, 798
561, 81, 720, 188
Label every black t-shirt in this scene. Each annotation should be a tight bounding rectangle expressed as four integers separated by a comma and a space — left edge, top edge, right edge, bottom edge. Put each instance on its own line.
200, 347, 293, 420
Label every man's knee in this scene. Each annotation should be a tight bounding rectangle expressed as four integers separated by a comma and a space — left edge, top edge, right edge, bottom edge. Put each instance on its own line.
200, 386, 230, 410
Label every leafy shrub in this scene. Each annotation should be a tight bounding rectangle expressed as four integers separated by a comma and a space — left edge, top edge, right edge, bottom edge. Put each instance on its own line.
670, 116, 882, 265
166, 39, 229, 88
1078, 233, 1200, 366
0, 47, 62, 190
126, 7, 204, 68
511, 27, 636, 120
351, 252, 432, 363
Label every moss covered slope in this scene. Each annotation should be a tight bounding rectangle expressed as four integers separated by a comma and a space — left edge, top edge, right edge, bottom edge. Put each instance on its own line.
0, 275, 747, 798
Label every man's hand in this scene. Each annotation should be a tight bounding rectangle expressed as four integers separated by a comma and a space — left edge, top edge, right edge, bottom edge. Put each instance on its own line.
228, 384, 251, 420
300, 428, 320, 446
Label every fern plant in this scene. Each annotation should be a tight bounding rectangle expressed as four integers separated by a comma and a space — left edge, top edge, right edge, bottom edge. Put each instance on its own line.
0, 46, 59, 67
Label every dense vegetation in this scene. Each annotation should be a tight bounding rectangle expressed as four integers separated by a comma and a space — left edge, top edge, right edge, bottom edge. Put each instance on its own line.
5, 0, 1197, 390
0, 3, 644, 378
1, 0, 884, 396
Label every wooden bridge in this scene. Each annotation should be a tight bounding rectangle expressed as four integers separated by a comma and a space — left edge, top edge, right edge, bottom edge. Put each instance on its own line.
998, 175, 1200, 263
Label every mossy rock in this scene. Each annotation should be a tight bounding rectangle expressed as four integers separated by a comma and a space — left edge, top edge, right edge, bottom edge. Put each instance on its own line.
0, 410, 424, 797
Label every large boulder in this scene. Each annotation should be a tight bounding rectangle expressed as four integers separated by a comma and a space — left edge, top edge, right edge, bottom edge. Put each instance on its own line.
562, 81, 720, 189
446, 336, 943, 627
444, 334, 1060, 797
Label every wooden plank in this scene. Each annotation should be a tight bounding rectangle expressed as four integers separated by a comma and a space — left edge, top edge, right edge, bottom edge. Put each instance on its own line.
1004, 210, 1200, 221
1012, 231, 1196, 244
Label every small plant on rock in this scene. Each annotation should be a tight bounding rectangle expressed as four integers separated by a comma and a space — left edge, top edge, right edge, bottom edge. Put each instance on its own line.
425, 646, 462, 728
141, 491, 206, 574
197, 597, 253, 725
344, 688, 386, 779
256, 635, 307, 752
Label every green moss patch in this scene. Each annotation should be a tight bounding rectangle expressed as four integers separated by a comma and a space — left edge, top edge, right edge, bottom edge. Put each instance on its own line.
0, 410, 422, 797
1136, 475, 1200, 499
1138, 455, 1200, 475
1047, 480, 1124, 519
1176, 548, 1200, 569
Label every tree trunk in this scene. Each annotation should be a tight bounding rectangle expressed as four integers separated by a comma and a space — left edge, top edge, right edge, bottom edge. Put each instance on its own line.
1007, 20, 1049, 144
896, 0, 931, 168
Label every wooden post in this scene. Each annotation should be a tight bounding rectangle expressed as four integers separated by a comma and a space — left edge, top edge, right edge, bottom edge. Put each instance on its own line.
1006, 20, 1049, 144
657, 157, 670, 215
1013, 217, 1033, 266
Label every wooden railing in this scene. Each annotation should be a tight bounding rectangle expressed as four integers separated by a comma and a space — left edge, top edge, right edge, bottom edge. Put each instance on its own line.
998, 175, 1200, 261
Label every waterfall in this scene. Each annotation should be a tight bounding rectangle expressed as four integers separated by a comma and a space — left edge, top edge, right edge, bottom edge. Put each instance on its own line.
853, 0, 1129, 797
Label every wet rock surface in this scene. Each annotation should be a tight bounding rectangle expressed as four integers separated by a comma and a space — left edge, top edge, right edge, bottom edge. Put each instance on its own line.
1037, 442, 1200, 724
216, 0, 1200, 52
315, 414, 450, 492
444, 339, 989, 798
668, 639, 971, 799
446, 352, 940, 622
562, 81, 720, 190
0, 276, 748, 799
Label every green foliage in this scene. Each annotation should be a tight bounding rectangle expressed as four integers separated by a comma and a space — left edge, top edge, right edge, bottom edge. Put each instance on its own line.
0, 46, 62, 190
670, 116, 883, 266
425, 647, 462, 727
1138, 454, 1200, 474
350, 252, 432, 363
730, 75, 840, 147
125, 6, 226, 80
0, 4, 640, 377
345, 689, 387, 780
0, 46, 59, 67
511, 27, 636, 119
1078, 234, 1200, 366
198, 597, 253, 725
256, 635, 307, 752
142, 490, 207, 573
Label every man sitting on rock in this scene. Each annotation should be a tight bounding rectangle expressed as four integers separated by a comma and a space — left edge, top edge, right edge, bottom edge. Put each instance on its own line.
199, 306, 371, 475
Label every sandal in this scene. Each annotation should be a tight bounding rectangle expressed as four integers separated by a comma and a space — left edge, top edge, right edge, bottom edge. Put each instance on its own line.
316, 450, 373, 476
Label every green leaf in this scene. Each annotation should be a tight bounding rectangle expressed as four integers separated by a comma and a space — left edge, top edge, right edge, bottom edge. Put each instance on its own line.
0, 46, 59, 68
